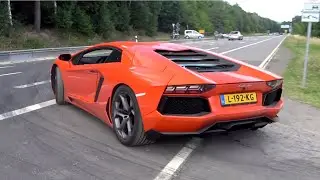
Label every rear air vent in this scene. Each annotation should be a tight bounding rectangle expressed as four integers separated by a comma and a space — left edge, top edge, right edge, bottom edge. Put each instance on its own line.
154, 49, 240, 72
157, 96, 211, 116
263, 88, 282, 106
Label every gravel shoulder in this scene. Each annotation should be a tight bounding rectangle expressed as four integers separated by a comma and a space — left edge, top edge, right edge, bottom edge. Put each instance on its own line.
265, 45, 320, 133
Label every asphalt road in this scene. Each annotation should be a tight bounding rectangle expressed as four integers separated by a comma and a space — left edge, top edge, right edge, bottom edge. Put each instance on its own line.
1, 35, 319, 180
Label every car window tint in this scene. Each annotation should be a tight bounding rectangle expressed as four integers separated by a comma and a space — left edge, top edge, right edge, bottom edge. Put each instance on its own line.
78, 49, 112, 65
77, 48, 122, 65
83, 49, 113, 58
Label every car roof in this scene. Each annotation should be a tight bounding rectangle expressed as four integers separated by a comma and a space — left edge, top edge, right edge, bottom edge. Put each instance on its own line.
90, 41, 191, 53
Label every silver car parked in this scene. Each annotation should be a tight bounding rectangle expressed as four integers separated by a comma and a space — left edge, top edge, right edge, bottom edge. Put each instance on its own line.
228, 31, 243, 40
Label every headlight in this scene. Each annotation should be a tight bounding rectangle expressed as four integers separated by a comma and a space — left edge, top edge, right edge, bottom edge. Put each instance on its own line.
164, 84, 215, 94
266, 79, 283, 89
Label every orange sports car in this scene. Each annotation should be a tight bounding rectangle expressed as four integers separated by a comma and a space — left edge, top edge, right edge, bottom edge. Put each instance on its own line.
50, 41, 284, 146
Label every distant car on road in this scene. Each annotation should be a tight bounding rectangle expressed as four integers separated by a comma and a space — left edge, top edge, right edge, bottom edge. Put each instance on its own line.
228, 31, 243, 40
184, 30, 204, 39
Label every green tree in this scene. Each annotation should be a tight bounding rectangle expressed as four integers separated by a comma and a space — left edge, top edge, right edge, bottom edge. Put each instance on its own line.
0, 2, 10, 36
96, 2, 114, 39
72, 5, 93, 35
130, 1, 149, 31
55, 3, 73, 31
158, 1, 181, 32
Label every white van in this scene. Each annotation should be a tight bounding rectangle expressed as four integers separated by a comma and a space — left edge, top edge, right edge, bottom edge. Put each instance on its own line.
184, 30, 204, 39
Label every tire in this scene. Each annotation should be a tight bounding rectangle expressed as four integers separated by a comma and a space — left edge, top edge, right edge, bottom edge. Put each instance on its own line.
54, 67, 66, 105
111, 85, 154, 146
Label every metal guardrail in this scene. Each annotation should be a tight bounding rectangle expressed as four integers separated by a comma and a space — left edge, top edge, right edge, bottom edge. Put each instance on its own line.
0, 37, 216, 63
0, 45, 90, 55
0, 46, 93, 63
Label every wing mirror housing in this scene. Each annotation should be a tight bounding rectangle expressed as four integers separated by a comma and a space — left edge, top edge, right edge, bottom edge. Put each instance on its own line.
58, 54, 72, 61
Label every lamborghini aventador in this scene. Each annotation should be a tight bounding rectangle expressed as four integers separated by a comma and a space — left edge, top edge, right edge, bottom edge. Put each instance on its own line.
50, 41, 284, 146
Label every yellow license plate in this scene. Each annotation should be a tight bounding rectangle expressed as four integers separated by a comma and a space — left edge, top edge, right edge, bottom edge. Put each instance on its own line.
220, 92, 257, 106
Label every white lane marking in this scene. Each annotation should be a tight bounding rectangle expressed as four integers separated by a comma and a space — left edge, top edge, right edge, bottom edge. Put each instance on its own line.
14, 80, 51, 89
135, 92, 146, 97
240, 42, 246, 44
0, 72, 22, 77
0, 100, 56, 121
259, 35, 288, 69
219, 37, 277, 55
0, 57, 56, 65
182, 39, 216, 45
0, 65, 14, 69
206, 47, 219, 50
153, 138, 203, 180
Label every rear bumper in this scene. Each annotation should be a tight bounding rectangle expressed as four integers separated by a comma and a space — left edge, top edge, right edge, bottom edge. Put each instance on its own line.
146, 116, 278, 136
143, 99, 283, 135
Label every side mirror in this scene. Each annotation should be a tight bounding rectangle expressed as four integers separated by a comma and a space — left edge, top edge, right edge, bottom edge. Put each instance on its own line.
58, 54, 72, 61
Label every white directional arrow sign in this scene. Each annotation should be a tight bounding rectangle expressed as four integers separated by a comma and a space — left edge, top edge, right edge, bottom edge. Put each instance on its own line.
302, 12, 320, 22
301, 0, 320, 87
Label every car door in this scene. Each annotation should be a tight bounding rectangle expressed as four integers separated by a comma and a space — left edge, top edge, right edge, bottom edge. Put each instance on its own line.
63, 48, 113, 104
192, 30, 197, 38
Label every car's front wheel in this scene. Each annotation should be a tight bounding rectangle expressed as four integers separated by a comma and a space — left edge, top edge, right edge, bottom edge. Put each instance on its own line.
111, 85, 153, 146
54, 67, 66, 105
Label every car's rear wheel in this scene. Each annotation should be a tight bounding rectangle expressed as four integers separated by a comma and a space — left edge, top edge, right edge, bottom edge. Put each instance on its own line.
54, 67, 66, 105
111, 85, 153, 146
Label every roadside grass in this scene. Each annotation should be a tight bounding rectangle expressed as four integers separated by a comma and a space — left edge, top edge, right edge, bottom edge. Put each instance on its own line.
0, 26, 171, 51
0, 26, 267, 51
283, 35, 320, 108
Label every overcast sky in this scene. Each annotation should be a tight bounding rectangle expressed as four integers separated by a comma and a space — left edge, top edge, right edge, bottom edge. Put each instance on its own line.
225, 0, 305, 22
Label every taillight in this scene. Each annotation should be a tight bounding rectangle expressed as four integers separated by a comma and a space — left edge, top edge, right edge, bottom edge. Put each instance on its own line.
164, 84, 215, 94
266, 79, 283, 89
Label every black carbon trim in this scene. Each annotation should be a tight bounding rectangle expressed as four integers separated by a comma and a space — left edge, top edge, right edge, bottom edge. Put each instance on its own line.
94, 76, 104, 102
145, 116, 276, 135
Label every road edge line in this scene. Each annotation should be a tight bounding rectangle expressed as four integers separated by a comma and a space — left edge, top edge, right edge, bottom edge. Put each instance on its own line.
259, 35, 288, 69
219, 36, 277, 54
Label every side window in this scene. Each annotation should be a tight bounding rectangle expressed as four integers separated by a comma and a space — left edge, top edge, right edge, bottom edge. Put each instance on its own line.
76, 48, 122, 65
